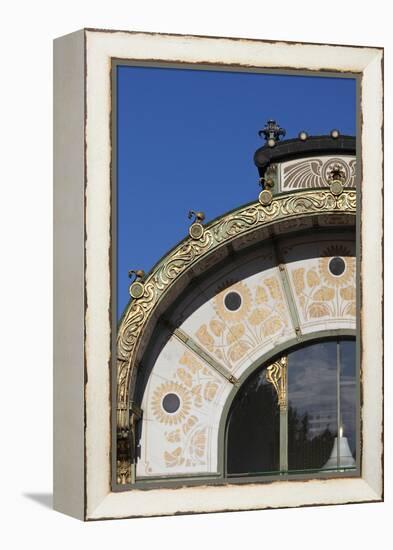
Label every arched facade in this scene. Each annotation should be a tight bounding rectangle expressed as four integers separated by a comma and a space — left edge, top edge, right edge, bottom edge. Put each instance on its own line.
115, 130, 357, 486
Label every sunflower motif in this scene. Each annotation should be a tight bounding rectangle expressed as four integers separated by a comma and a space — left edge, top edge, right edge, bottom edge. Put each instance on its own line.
318, 245, 355, 288
213, 281, 252, 323
151, 381, 191, 425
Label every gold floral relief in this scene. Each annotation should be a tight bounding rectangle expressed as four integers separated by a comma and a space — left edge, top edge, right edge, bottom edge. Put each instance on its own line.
340, 286, 355, 301
195, 324, 215, 352
293, 267, 305, 294
319, 248, 355, 288
194, 274, 289, 369
151, 381, 192, 426
209, 319, 224, 337
264, 277, 283, 300
213, 281, 252, 323
150, 350, 223, 471
313, 286, 335, 301
291, 245, 356, 322
165, 428, 181, 443
306, 269, 320, 287
226, 323, 245, 343
204, 381, 220, 401
256, 285, 269, 304
248, 307, 270, 325
164, 447, 184, 468
188, 428, 207, 461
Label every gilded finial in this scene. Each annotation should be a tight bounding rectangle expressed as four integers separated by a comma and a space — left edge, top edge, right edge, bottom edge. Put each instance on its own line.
128, 269, 146, 299
188, 210, 205, 223
188, 210, 205, 240
259, 119, 286, 148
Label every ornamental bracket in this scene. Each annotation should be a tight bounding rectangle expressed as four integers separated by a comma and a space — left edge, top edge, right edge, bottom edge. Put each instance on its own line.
266, 356, 288, 411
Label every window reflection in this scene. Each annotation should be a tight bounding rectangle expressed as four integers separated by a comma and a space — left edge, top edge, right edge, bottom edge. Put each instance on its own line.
226, 371, 279, 475
288, 341, 337, 471
225, 338, 356, 478
340, 340, 356, 458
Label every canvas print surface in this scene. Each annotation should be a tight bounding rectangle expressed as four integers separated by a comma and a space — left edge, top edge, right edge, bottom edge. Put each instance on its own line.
113, 64, 358, 488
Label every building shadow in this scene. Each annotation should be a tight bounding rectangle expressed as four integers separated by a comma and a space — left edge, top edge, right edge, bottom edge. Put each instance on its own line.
23, 492, 53, 509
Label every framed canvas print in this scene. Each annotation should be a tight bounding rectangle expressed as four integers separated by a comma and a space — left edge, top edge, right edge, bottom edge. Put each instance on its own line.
53, 29, 383, 520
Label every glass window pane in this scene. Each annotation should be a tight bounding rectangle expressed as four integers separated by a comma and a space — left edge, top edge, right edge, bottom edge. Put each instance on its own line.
339, 339, 356, 461
226, 369, 279, 476
226, 337, 356, 479
288, 341, 338, 472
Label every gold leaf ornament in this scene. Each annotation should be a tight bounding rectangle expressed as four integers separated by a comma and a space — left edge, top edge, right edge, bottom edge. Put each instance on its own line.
176, 367, 193, 387
203, 381, 219, 401
340, 286, 356, 301
226, 323, 245, 344
344, 302, 356, 317
191, 385, 203, 408
209, 319, 224, 336
293, 268, 305, 294
228, 341, 250, 362
248, 307, 269, 325
264, 277, 282, 300
263, 316, 283, 337
196, 324, 215, 352
182, 415, 197, 434
312, 286, 335, 301
307, 269, 320, 287
165, 429, 181, 443
189, 429, 207, 459
179, 351, 203, 374
256, 286, 269, 303
164, 447, 184, 467
308, 302, 330, 318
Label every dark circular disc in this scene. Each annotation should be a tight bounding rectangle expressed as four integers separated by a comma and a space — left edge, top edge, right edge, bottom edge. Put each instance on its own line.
224, 291, 242, 311
162, 393, 180, 413
329, 256, 346, 276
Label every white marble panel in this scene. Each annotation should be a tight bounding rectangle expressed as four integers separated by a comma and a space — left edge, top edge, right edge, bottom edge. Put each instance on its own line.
283, 238, 356, 335
181, 266, 295, 377
137, 336, 231, 477
279, 155, 356, 192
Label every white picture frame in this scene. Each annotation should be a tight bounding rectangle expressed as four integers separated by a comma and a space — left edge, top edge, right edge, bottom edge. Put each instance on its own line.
53, 28, 383, 520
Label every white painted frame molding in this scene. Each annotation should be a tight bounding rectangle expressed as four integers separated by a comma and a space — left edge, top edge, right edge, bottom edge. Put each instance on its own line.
53, 28, 383, 520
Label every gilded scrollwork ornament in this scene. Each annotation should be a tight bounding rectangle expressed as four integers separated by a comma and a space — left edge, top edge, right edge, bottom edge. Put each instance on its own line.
266, 356, 288, 410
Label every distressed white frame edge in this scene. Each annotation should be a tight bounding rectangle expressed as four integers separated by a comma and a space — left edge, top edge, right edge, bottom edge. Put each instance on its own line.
80, 30, 383, 520
54, 29, 86, 520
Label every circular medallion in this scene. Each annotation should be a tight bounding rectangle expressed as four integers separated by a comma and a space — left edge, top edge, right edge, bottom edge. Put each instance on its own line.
162, 393, 181, 414
259, 189, 273, 206
328, 256, 346, 277
330, 180, 343, 196
322, 159, 349, 187
214, 281, 251, 322
129, 280, 145, 299
189, 222, 204, 240
224, 291, 242, 311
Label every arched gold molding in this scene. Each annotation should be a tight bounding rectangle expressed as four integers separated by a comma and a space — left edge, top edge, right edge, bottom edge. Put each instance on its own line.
116, 189, 356, 434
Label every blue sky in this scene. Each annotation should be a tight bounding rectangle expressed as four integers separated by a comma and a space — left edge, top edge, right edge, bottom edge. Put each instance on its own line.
116, 65, 356, 319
